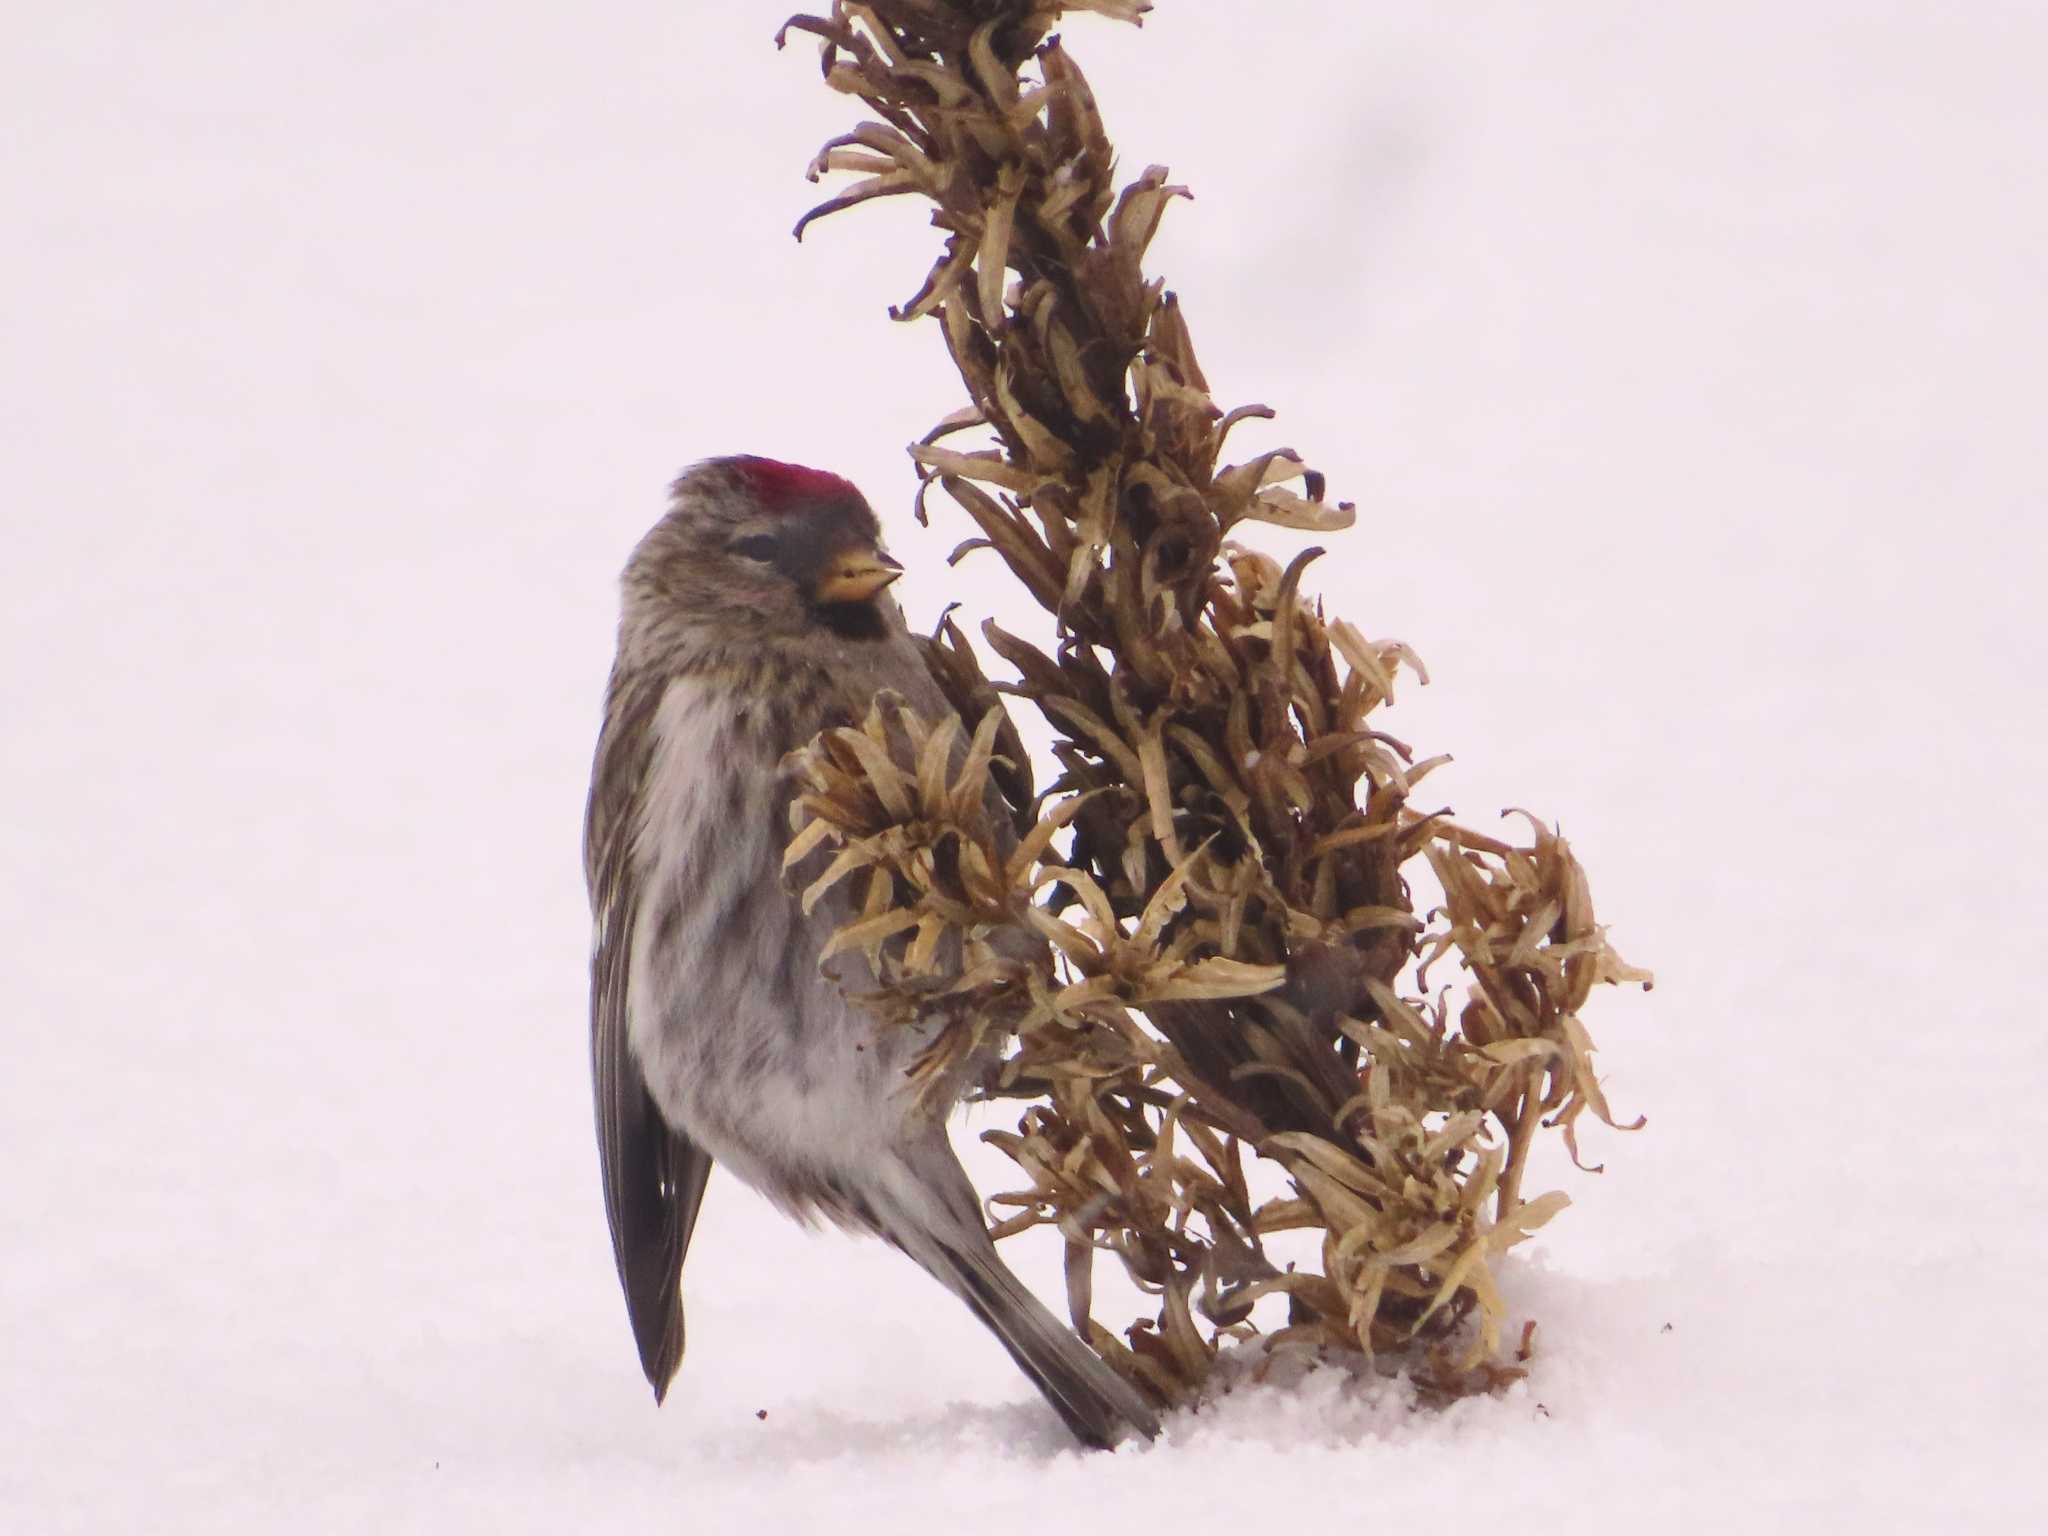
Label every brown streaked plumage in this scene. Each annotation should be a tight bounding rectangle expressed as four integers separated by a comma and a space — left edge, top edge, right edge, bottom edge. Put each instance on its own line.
583, 456, 1160, 1447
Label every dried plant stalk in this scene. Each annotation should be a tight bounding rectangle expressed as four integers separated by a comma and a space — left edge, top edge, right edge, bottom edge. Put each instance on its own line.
778, 0, 1650, 1406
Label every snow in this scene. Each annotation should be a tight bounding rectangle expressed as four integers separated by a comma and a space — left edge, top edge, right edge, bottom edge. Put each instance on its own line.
4, 1, 2044, 1529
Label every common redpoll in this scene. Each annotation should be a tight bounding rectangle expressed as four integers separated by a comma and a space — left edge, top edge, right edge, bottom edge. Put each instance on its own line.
584, 455, 1161, 1448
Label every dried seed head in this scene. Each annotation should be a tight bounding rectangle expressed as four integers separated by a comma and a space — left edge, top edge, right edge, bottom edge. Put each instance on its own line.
784, 0, 1646, 1402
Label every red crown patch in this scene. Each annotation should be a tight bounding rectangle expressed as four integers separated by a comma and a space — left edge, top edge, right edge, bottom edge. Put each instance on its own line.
726, 455, 860, 512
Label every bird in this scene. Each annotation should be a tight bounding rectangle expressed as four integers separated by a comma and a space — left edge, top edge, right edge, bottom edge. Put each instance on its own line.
583, 454, 1162, 1449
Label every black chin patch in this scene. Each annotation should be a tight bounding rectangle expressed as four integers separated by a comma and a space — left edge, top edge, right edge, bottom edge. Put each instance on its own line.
813, 600, 888, 642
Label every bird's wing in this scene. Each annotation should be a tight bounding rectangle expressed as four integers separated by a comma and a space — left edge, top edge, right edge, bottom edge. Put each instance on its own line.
586, 668, 714, 1401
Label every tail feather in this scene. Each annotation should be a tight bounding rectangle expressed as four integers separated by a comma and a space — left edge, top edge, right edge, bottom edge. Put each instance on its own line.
873, 1145, 1162, 1449
929, 1236, 1163, 1449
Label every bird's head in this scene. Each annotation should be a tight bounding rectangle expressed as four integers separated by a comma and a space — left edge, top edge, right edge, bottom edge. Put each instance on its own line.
620, 456, 905, 659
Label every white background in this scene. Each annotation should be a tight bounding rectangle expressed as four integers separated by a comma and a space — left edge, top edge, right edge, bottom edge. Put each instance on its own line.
4, 2, 2043, 1529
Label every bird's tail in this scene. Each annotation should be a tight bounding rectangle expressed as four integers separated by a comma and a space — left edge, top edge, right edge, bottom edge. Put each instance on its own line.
873, 1143, 1162, 1449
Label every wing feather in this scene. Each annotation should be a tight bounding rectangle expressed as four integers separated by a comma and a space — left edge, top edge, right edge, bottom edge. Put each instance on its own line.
586, 666, 714, 1400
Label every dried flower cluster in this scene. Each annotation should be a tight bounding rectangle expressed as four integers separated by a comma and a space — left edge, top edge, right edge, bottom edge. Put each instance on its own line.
778, 0, 1649, 1405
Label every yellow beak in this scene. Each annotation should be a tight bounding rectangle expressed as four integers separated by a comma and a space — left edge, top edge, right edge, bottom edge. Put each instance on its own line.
812, 547, 903, 605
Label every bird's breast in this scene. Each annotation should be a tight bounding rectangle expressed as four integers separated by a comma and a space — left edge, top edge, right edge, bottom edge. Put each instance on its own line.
628, 677, 802, 1027
622, 673, 912, 1178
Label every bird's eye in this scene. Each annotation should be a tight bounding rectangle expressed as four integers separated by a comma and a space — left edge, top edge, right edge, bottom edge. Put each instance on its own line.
731, 535, 779, 563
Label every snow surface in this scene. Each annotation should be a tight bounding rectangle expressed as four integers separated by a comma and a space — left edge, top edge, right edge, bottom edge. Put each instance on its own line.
5, 1, 2045, 1530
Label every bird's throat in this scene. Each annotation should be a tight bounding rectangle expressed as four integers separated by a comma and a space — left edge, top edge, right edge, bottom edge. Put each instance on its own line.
811, 600, 889, 642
